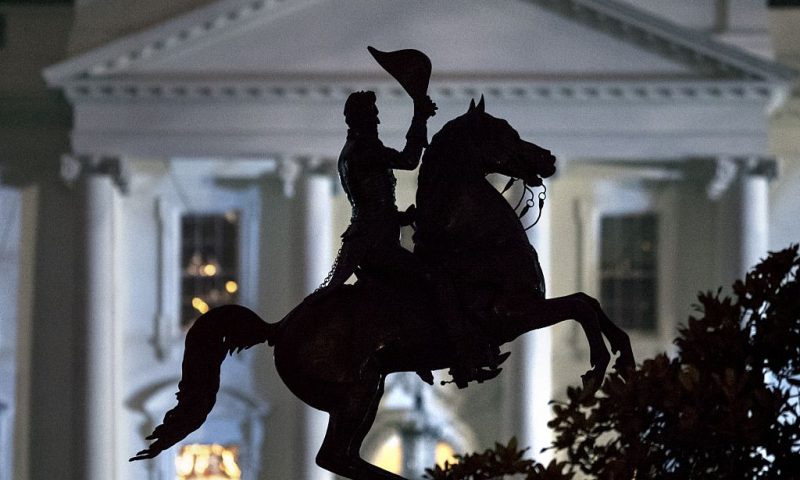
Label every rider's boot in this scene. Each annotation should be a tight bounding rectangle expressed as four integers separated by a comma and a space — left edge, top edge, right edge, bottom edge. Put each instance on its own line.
447, 331, 500, 388
426, 271, 504, 388
448, 352, 511, 388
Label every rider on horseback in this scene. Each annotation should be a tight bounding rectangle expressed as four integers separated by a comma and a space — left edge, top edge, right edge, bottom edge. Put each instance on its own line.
132, 49, 635, 480
308, 90, 502, 388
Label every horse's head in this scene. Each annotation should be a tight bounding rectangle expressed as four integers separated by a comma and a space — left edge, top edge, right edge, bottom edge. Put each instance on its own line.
458, 96, 556, 186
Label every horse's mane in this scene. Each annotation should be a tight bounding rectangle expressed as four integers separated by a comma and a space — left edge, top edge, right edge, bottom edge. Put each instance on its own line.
415, 110, 531, 259
424, 114, 475, 166
418, 113, 484, 198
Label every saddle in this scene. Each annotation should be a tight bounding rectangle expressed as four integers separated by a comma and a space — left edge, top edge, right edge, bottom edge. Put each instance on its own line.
352, 268, 511, 387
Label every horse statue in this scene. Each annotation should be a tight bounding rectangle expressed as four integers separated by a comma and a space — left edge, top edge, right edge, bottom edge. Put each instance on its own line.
130, 98, 635, 480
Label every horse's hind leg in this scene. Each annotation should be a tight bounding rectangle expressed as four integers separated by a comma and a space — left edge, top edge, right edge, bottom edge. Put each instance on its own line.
316, 376, 406, 480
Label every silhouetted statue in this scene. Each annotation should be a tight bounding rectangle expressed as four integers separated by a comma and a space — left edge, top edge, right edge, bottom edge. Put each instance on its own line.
131, 48, 635, 480
309, 47, 503, 388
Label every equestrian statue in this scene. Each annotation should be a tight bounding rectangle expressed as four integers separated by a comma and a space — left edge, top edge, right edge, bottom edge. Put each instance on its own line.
130, 48, 635, 480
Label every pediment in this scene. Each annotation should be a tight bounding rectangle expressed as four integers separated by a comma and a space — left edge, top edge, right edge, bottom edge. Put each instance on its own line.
45, 0, 796, 86
126, 0, 691, 78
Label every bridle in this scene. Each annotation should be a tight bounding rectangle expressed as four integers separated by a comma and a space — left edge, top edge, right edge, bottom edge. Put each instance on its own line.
500, 176, 547, 231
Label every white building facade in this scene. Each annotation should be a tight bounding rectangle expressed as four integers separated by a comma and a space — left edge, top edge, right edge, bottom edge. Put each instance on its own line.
1, 1, 799, 479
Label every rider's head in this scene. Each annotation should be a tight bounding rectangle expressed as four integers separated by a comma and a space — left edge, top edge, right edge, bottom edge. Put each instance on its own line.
344, 91, 379, 128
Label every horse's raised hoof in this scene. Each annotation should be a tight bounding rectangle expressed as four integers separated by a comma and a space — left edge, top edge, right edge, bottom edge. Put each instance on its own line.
580, 370, 603, 398
613, 354, 636, 380
607, 331, 634, 378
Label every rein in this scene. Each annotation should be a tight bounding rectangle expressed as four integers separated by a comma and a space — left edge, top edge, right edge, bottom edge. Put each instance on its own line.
500, 177, 547, 231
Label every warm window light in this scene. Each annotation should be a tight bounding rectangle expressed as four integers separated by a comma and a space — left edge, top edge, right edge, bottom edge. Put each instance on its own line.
181, 213, 240, 328
372, 434, 403, 475
176, 444, 242, 480
372, 435, 459, 475
224, 210, 238, 223
435, 441, 457, 467
192, 297, 210, 314
202, 263, 218, 277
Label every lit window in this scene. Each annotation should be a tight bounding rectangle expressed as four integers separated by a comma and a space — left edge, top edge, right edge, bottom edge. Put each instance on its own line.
600, 214, 658, 331
371, 433, 458, 476
372, 434, 403, 474
181, 212, 240, 328
175, 444, 242, 480
435, 441, 457, 468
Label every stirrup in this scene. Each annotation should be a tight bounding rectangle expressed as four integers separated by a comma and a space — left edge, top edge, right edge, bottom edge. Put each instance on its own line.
440, 350, 510, 388
441, 365, 504, 389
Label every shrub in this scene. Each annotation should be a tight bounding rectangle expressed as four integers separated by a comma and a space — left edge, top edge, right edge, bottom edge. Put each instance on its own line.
424, 437, 572, 480
549, 245, 800, 479
428, 245, 800, 479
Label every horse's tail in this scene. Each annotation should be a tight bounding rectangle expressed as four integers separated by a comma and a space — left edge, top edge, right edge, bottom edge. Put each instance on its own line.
129, 304, 278, 461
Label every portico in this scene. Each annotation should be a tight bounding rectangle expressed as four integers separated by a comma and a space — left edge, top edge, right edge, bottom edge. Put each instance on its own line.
2, 1, 791, 479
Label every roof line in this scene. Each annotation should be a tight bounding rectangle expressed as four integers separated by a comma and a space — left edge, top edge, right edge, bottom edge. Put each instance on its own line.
44, 0, 797, 86
524, 0, 797, 81
44, 0, 323, 85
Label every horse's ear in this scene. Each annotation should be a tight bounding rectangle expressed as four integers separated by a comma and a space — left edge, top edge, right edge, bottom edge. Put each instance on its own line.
477, 94, 485, 112
468, 98, 476, 113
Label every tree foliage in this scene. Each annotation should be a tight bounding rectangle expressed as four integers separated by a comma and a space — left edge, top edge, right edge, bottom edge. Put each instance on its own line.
428, 245, 800, 479
424, 437, 572, 480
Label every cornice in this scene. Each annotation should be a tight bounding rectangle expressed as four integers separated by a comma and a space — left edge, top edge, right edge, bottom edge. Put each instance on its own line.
60, 78, 779, 104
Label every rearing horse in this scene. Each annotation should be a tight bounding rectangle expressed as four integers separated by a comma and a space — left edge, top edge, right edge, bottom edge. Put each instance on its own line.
131, 98, 634, 480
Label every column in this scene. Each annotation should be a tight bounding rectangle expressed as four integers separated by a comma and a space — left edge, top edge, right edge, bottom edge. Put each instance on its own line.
0, 186, 21, 480
11, 185, 37, 480
302, 174, 335, 294
736, 159, 773, 276
707, 157, 776, 281
297, 169, 335, 480
501, 181, 553, 461
0, 401, 6, 480
525, 197, 553, 460
80, 156, 126, 480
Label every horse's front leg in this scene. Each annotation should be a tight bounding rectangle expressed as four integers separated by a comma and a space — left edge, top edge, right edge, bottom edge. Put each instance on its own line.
571, 293, 635, 378
495, 293, 611, 394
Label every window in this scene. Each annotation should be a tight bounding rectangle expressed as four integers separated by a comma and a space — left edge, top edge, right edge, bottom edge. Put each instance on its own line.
154, 160, 262, 358
180, 212, 240, 328
371, 432, 458, 476
372, 434, 403, 474
368, 383, 463, 478
175, 444, 242, 479
600, 214, 658, 331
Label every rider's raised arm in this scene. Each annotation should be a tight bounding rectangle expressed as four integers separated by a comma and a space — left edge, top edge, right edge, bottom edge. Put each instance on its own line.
384, 96, 437, 170
383, 114, 427, 170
